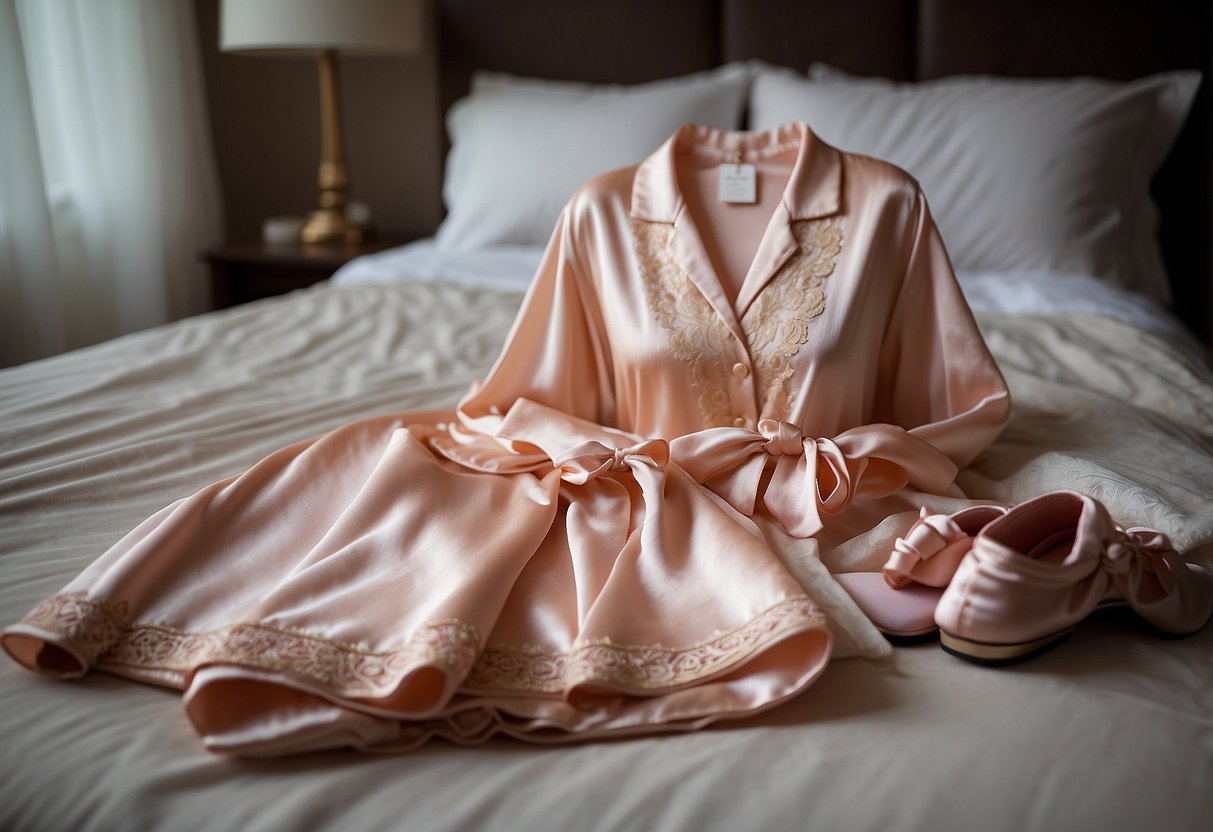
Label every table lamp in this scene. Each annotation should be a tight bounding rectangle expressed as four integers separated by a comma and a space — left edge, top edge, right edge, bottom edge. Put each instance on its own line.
220, 0, 425, 245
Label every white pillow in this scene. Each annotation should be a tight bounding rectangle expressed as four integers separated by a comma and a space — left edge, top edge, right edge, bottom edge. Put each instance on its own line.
436, 64, 750, 250
749, 65, 1200, 303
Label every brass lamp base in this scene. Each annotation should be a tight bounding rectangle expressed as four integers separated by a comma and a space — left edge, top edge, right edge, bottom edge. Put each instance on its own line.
299, 50, 372, 247
300, 208, 368, 246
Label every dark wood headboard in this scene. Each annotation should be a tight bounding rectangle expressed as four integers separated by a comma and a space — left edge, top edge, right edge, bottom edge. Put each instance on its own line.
436, 0, 1213, 341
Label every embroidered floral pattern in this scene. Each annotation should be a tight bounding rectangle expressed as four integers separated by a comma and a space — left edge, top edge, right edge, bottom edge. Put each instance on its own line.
464, 596, 826, 693
16, 593, 825, 698
633, 219, 737, 427
742, 220, 843, 420
20, 592, 130, 667
18, 593, 481, 698
634, 218, 842, 426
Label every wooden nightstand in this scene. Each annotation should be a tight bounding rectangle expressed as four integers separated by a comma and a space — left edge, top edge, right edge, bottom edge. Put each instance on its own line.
202, 236, 412, 309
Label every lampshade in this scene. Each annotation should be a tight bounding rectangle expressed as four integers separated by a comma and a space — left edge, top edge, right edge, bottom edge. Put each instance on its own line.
221, 0, 425, 55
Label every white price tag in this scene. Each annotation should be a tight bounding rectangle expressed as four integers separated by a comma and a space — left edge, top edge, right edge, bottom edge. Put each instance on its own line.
719, 163, 756, 204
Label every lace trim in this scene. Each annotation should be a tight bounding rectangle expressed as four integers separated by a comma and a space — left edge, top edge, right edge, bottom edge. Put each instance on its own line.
634, 218, 842, 426
742, 220, 843, 420
633, 219, 737, 427
18, 593, 481, 698
464, 596, 825, 693
15, 593, 825, 697
19, 592, 129, 667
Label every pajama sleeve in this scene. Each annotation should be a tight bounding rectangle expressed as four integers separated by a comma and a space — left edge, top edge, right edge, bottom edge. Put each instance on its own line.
457, 203, 617, 438
874, 188, 1011, 468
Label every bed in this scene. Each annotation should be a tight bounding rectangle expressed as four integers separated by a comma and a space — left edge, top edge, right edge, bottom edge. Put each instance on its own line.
2, 1, 1212, 830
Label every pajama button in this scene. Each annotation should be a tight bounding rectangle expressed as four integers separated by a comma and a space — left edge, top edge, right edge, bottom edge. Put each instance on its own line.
733, 416, 748, 428
732, 362, 749, 378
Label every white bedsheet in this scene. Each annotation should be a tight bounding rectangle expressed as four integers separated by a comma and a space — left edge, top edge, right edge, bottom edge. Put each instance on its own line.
333, 240, 1200, 348
332, 238, 547, 293
2, 281, 1211, 831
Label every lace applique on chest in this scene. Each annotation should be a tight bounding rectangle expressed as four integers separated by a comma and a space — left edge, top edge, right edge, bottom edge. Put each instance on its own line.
633, 219, 737, 427
634, 218, 842, 426
741, 220, 843, 419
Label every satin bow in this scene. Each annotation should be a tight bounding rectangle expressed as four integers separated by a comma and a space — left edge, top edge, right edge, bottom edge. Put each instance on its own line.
1103, 527, 1177, 588
670, 419, 957, 538
553, 438, 670, 485
883, 506, 969, 589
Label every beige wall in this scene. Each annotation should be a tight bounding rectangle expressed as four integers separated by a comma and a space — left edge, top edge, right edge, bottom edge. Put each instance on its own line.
194, 0, 445, 242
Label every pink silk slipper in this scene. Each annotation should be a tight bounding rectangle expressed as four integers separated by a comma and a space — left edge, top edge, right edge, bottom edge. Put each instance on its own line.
835, 504, 1008, 640
934, 491, 1213, 665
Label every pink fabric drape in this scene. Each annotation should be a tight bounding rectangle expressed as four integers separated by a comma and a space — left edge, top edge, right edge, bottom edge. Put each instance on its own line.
3, 123, 1009, 755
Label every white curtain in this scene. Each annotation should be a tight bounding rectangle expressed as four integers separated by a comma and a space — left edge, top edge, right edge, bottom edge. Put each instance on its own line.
0, 0, 222, 368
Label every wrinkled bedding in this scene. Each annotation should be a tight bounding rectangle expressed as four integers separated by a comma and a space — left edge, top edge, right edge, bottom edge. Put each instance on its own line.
1, 281, 1210, 831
